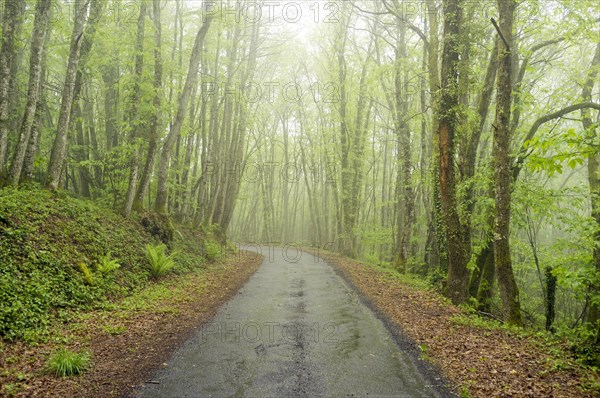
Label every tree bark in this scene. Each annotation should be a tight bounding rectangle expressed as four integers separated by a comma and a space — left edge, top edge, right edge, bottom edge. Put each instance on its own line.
0, 0, 25, 178
492, 0, 522, 326
581, 43, 600, 334
438, 0, 468, 305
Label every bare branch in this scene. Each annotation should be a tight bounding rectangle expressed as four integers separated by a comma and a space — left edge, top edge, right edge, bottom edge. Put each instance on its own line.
491, 18, 510, 50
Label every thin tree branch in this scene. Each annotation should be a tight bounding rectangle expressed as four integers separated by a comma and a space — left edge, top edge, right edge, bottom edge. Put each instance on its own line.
491, 18, 509, 50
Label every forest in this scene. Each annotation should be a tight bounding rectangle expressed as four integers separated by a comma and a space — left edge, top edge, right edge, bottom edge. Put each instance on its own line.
0, 0, 599, 395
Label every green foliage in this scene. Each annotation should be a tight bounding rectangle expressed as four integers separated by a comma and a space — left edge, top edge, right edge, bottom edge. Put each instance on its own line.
427, 268, 447, 292
145, 243, 177, 278
97, 252, 121, 274
46, 348, 90, 377
556, 323, 600, 368
204, 239, 224, 262
0, 186, 216, 341
524, 127, 590, 177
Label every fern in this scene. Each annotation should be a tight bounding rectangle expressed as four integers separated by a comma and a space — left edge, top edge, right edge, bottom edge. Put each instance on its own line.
97, 252, 120, 274
77, 263, 94, 286
145, 243, 176, 279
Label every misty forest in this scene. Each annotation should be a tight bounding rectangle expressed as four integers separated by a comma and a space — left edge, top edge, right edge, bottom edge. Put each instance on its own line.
0, 0, 599, 397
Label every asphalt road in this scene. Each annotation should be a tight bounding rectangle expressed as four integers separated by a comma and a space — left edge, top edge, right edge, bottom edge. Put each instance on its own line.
137, 246, 450, 398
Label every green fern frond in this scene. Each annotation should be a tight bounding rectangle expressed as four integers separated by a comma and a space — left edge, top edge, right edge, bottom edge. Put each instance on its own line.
77, 263, 94, 286
97, 252, 121, 274
145, 243, 176, 279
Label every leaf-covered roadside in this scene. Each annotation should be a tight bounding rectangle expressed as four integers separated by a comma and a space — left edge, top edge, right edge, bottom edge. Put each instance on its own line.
0, 250, 263, 397
320, 251, 600, 398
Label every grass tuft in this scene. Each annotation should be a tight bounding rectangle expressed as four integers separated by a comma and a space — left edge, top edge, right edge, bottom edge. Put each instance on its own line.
47, 348, 90, 377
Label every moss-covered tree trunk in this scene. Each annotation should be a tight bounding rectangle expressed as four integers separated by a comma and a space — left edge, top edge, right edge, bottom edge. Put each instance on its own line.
0, 0, 25, 178
493, 0, 522, 326
438, 0, 468, 305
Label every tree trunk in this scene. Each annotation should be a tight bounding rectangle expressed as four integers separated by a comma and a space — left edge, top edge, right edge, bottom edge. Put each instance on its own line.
394, 20, 415, 272
8, 0, 51, 184
581, 43, 600, 335
134, 0, 163, 212
493, 0, 522, 326
476, 242, 496, 312
74, 103, 91, 197
425, 0, 447, 273
46, 0, 89, 191
102, 62, 119, 150
123, 1, 147, 217
0, 0, 25, 178
22, 23, 51, 183
438, 0, 468, 305
155, 16, 212, 213
83, 90, 102, 191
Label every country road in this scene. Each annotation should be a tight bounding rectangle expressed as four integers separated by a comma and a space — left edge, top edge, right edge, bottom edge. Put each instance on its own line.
136, 247, 451, 398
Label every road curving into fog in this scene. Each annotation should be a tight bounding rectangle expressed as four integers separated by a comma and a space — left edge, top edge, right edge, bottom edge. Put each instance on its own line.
137, 246, 451, 398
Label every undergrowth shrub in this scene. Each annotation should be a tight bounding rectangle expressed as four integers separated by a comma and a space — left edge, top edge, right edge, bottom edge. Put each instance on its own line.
204, 240, 224, 262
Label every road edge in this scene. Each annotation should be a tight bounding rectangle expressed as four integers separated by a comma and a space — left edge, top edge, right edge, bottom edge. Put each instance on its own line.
312, 249, 457, 398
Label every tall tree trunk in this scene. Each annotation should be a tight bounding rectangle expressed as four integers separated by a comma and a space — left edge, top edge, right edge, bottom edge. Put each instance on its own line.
0, 0, 25, 178
102, 62, 118, 150
581, 43, 600, 335
134, 0, 163, 212
8, 0, 51, 184
493, 0, 522, 326
335, 11, 353, 256
83, 89, 102, 191
394, 20, 415, 272
425, 0, 447, 272
46, 0, 90, 190
21, 97, 44, 182
155, 16, 212, 213
73, 102, 91, 197
22, 21, 52, 183
123, 1, 147, 217
438, 0, 468, 305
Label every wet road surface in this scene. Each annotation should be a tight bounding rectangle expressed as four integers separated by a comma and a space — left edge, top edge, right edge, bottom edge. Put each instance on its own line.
137, 247, 449, 397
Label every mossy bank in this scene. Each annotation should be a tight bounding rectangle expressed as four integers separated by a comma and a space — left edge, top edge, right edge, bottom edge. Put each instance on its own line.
0, 185, 224, 342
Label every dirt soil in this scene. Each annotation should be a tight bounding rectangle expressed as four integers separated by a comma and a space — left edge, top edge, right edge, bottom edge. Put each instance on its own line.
319, 251, 600, 398
0, 251, 263, 398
